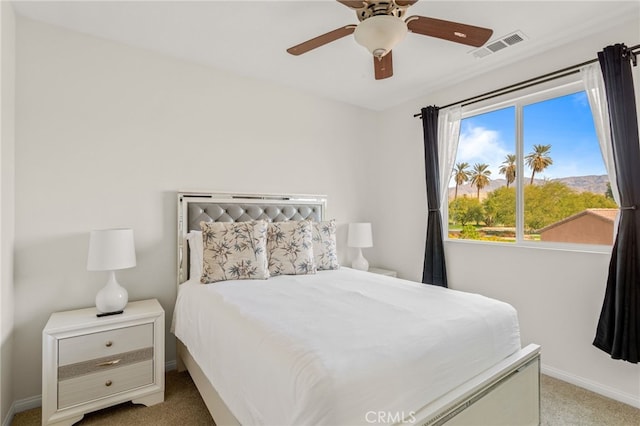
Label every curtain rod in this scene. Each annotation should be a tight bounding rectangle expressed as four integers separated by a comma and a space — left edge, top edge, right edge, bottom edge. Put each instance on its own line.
413, 43, 640, 118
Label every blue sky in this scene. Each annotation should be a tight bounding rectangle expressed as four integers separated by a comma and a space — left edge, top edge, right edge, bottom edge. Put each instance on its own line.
454, 91, 605, 186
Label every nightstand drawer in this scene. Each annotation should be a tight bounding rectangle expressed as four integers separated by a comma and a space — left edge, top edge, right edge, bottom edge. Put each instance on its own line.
58, 347, 153, 380
59, 323, 153, 366
58, 360, 153, 409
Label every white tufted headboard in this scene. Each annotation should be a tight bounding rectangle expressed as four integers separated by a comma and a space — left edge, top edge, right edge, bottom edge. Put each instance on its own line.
176, 191, 327, 284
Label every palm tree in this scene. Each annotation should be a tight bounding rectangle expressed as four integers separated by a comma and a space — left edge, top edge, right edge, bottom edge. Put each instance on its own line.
499, 154, 517, 188
525, 144, 553, 185
452, 162, 471, 199
470, 163, 491, 199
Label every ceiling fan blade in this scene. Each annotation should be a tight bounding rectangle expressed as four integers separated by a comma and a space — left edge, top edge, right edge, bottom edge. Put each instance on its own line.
395, 1, 419, 6
374, 51, 393, 80
406, 16, 493, 47
287, 25, 356, 56
336, 1, 367, 9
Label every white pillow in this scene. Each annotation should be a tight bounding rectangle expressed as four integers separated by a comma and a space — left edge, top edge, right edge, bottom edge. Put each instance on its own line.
186, 231, 203, 281
267, 220, 316, 276
200, 221, 270, 283
312, 220, 340, 270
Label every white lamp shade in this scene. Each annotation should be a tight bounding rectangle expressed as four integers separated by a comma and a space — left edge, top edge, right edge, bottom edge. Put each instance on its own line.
348, 223, 373, 248
87, 228, 137, 271
354, 15, 408, 58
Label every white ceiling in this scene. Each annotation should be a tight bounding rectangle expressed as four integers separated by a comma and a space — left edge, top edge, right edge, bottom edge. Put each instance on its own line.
11, 0, 640, 110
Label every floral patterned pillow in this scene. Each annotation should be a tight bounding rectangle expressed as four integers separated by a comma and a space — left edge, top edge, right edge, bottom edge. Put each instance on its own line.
267, 220, 316, 276
200, 221, 269, 283
312, 220, 340, 270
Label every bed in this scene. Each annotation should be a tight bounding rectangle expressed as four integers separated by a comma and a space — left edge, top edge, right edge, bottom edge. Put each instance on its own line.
172, 191, 540, 426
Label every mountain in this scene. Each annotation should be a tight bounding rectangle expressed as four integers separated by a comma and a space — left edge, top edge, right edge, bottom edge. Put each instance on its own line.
448, 175, 610, 200
553, 175, 610, 194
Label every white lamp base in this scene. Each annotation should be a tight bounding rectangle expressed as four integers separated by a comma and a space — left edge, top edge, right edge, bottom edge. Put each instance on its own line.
351, 248, 369, 271
96, 271, 128, 314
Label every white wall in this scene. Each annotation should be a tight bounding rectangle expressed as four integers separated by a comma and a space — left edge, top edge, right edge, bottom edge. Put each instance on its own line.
368, 17, 640, 406
0, 1, 16, 423
13, 17, 378, 401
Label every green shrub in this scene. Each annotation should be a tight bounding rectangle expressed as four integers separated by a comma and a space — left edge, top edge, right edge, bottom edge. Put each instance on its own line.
459, 225, 481, 239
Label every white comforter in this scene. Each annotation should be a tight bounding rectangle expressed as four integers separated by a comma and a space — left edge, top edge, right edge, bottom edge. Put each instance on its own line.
172, 267, 521, 426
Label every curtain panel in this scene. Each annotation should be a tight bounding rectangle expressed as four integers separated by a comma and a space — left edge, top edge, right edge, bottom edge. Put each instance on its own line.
592, 44, 640, 364
421, 106, 447, 287
580, 64, 621, 208
437, 106, 463, 210
420, 106, 462, 287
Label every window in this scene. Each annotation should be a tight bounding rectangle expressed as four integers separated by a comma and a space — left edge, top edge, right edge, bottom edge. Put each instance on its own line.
446, 80, 617, 247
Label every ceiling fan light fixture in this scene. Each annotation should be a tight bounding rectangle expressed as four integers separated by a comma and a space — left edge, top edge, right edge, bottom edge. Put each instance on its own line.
354, 15, 408, 58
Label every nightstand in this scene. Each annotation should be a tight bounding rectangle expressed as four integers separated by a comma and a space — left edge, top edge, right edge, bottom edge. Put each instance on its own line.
368, 267, 398, 278
42, 299, 165, 426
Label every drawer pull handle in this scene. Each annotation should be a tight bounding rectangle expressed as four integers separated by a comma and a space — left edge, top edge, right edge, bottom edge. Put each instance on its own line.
105, 341, 113, 347
96, 359, 121, 367
105, 380, 113, 387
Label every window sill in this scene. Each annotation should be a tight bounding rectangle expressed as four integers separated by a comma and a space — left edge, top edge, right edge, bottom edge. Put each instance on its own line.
444, 238, 613, 255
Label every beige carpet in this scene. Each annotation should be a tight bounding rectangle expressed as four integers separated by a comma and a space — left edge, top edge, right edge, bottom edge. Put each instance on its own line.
540, 375, 639, 426
12, 372, 640, 425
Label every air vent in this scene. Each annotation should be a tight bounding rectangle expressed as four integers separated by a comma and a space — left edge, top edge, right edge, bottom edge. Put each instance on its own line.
470, 30, 527, 59
503, 32, 525, 45
472, 48, 492, 59
487, 40, 508, 52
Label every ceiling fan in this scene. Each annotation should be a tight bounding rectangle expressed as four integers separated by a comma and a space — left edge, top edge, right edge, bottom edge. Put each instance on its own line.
286, 0, 493, 80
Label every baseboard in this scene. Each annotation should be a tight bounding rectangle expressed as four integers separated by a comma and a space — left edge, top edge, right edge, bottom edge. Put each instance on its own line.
2, 394, 40, 426
13, 394, 41, 413
165, 359, 177, 371
2, 402, 15, 426
3, 359, 180, 424
541, 364, 640, 409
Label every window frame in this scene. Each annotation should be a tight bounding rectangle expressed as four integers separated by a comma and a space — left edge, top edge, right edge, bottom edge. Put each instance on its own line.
443, 75, 615, 254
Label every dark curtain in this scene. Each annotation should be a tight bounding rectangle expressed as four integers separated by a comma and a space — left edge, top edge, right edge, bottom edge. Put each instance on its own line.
421, 106, 447, 287
593, 44, 640, 364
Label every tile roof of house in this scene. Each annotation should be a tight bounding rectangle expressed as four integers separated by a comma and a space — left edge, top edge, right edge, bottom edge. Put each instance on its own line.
538, 208, 619, 233
586, 208, 619, 222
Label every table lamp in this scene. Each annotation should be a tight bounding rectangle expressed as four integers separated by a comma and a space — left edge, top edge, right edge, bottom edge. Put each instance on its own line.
87, 228, 136, 316
348, 223, 373, 271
